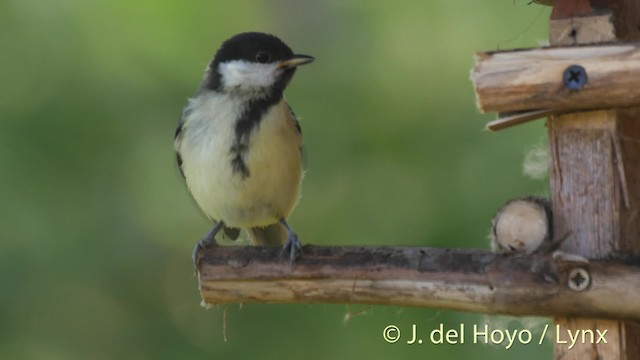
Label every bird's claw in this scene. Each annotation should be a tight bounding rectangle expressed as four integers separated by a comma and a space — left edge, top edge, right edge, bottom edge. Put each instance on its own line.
193, 222, 225, 274
192, 237, 217, 274
280, 233, 303, 266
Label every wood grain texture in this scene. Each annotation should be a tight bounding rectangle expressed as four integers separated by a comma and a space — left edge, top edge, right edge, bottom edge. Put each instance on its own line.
615, 109, 640, 254
546, 91, 640, 360
472, 44, 640, 113
548, 1, 640, 358
550, 0, 640, 41
547, 105, 640, 360
548, 112, 619, 257
549, 14, 616, 46
196, 246, 640, 320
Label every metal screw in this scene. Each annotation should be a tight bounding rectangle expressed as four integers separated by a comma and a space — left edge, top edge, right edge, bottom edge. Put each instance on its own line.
568, 267, 590, 291
563, 65, 587, 90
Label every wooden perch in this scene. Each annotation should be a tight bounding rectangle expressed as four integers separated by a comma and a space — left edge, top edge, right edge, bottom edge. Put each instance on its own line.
197, 245, 640, 321
471, 43, 640, 114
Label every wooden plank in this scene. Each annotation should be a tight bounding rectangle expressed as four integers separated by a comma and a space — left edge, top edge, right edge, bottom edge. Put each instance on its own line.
472, 44, 640, 113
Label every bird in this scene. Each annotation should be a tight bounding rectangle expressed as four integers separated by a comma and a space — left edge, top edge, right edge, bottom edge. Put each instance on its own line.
174, 32, 314, 270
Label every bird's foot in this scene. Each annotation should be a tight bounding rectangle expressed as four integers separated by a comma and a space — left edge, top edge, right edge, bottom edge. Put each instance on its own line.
192, 237, 217, 273
279, 219, 303, 266
193, 222, 224, 274
280, 232, 303, 266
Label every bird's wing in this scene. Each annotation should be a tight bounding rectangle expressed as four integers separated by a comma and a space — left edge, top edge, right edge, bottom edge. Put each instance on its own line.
286, 102, 302, 137
174, 104, 193, 178
285, 103, 305, 165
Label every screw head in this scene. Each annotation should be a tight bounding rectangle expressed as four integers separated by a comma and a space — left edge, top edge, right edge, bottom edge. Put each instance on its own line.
563, 65, 587, 90
567, 267, 591, 291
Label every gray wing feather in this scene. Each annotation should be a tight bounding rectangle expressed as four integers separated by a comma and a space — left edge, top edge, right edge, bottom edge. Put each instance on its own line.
174, 104, 192, 178
285, 103, 305, 165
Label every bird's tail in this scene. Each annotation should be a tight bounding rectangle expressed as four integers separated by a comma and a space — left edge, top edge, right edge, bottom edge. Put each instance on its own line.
246, 223, 287, 246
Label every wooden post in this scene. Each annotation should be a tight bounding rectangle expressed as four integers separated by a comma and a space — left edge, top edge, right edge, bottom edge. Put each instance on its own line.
548, 0, 640, 358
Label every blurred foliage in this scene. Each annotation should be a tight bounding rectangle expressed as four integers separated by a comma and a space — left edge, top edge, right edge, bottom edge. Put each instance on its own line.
1, 0, 553, 359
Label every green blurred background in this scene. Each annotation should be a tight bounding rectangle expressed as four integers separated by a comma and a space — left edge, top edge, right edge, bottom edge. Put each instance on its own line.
1, 0, 554, 358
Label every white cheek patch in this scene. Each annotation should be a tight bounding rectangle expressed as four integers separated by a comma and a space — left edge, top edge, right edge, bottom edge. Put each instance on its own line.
219, 60, 280, 91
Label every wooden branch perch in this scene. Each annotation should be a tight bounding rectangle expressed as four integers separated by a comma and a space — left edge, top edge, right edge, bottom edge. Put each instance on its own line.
472, 43, 640, 114
197, 245, 640, 321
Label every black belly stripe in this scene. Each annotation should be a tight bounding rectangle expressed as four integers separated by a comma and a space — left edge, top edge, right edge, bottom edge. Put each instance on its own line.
230, 143, 250, 177
229, 93, 283, 179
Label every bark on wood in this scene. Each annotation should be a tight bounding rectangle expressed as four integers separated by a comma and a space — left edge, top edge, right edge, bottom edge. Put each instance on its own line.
197, 246, 640, 321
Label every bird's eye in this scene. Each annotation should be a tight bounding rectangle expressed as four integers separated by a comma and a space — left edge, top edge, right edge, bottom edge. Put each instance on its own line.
255, 51, 271, 64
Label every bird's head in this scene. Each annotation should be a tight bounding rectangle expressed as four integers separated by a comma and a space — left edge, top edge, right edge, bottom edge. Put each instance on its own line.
203, 32, 314, 98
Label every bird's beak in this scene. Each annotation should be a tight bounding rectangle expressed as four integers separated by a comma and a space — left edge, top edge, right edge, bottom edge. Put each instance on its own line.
277, 55, 315, 69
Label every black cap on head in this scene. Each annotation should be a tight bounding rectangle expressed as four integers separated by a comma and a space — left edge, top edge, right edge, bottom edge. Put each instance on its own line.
203, 32, 304, 92
212, 32, 294, 66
